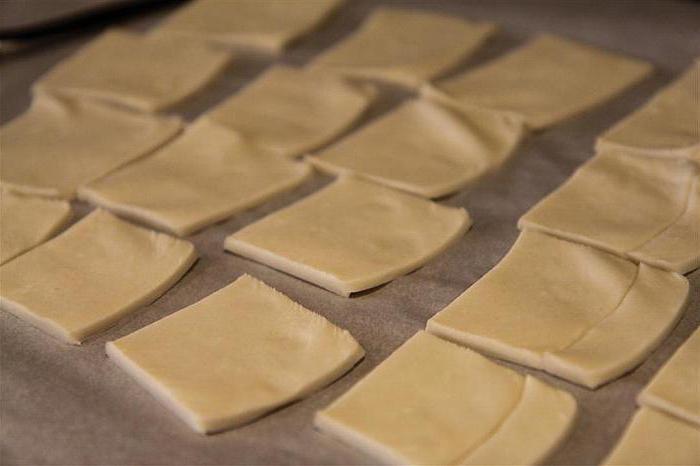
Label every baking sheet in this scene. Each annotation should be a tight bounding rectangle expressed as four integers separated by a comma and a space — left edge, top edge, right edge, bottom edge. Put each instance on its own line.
1, 0, 699, 464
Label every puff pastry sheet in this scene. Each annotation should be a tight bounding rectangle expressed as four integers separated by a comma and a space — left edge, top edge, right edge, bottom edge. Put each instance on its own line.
225, 176, 470, 296
310, 8, 496, 87
107, 274, 364, 434
0, 94, 182, 199
603, 407, 700, 466
309, 95, 526, 198
0, 192, 71, 265
427, 231, 689, 389
204, 66, 374, 158
519, 150, 700, 274
315, 331, 576, 465
0, 210, 196, 344
35, 29, 232, 112
437, 34, 652, 129
155, 0, 343, 53
597, 61, 700, 162
79, 120, 311, 236
638, 328, 700, 427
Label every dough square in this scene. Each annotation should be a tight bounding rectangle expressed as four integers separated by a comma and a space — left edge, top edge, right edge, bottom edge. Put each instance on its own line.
0, 210, 197, 345
107, 274, 364, 434
427, 231, 689, 388
308, 94, 526, 198
0, 192, 71, 265
638, 328, 700, 427
34, 29, 232, 112
519, 150, 700, 274
224, 176, 471, 296
154, 0, 344, 53
0, 93, 182, 199
203, 66, 374, 158
79, 120, 312, 236
597, 61, 700, 162
310, 8, 496, 87
436, 34, 652, 129
315, 331, 576, 465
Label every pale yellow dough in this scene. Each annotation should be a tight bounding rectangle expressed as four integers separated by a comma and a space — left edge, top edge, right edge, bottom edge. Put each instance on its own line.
427, 231, 688, 389
437, 34, 652, 129
315, 331, 576, 465
204, 66, 374, 158
603, 407, 700, 466
0, 192, 71, 265
154, 0, 343, 53
638, 328, 700, 427
597, 61, 700, 162
310, 8, 496, 87
107, 274, 364, 434
308, 94, 526, 198
225, 176, 470, 296
0, 94, 182, 199
519, 150, 700, 274
35, 29, 232, 112
79, 120, 311, 236
0, 210, 196, 344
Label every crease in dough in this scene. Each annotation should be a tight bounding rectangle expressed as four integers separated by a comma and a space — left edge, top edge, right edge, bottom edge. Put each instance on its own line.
203, 65, 375, 158
519, 150, 700, 274
310, 7, 496, 87
78, 119, 312, 236
224, 175, 471, 296
426, 231, 689, 388
0, 209, 197, 344
34, 29, 232, 112
638, 327, 700, 427
315, 331, 576, 465
602, 407, 700, 466
153, 0, 344, 53
0, 191, 71, 265
436, 34, 652, 129
0, 93, 182, 199
107, 274, 364, 434
308, 92, 526, 198
597, 61, 700, 162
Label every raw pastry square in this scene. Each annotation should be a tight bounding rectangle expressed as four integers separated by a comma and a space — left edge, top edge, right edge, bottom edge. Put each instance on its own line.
203, 66, 374, 158
427, 231, 689, 389
315, 331, 576, 465
308, 95, 526, 198
597, 61, 700, 162
310, 8, 496, 87
155, 0, 343, 53
79, 120, 311, 236
638, 328, 700, 427
224, 176, 471, 296
519, 150, 700, 274
107, 274, 364, 434
0, 210, 197, 344
0, 192, 71, 265
603, 407, 700, 466
35, 29, 232, 112
436, 34, 652, 129
0, 93, 182, 199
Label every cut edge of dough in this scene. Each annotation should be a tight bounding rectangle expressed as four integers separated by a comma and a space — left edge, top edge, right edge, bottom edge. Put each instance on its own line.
637, 391, 700, 428
594, 138, 700, 163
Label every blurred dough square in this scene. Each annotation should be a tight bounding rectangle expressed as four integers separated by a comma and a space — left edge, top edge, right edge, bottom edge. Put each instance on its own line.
437, 34, 652, 129
0, 94, 182, 199
35, 29, 232, 112
204, 66, 374, 158
315, 331, 576, 465
107, 274, 364, 434
311, 8, 495, 86
225, 176, 470, 296
0, 210, 196, 344
79, 120, 311, 236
